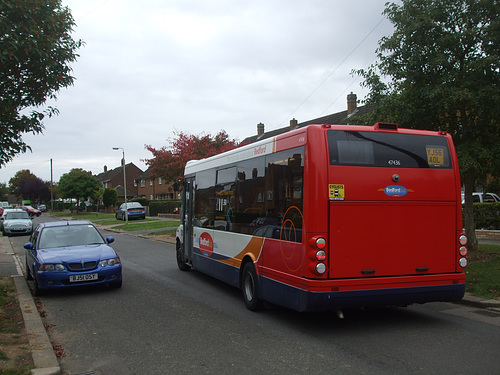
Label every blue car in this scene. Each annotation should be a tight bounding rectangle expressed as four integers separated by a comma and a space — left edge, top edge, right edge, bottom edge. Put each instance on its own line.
24, 221, 122, 296
115, 202, 146, 220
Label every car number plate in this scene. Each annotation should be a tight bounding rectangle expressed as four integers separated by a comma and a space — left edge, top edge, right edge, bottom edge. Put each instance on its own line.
69, 273, 98, 282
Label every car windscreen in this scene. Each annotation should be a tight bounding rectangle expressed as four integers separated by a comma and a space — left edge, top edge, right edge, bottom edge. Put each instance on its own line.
39, 225, 105, 249
327, 130, 451, 169
127, 202, 143, 208
6, 212, 30, 220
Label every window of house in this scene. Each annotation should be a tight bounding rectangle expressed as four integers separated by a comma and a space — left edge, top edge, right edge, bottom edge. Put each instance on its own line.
150, 179, 153, 186
158, 177, 162, 185
141, 179, 145, 187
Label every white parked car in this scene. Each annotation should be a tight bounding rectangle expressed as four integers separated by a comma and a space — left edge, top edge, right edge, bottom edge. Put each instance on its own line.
461, 192, 500, 204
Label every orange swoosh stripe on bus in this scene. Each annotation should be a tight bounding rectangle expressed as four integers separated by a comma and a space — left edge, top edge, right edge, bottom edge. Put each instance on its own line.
218, 237, 265, 267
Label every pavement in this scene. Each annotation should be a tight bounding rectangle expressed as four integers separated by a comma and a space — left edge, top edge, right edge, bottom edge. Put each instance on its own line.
1, 229, 499, 375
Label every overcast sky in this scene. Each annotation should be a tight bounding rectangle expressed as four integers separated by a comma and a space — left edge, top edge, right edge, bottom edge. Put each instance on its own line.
0, 0, 396, 184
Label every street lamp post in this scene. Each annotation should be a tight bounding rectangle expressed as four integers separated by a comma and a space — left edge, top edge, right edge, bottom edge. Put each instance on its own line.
112, 147, 128, 224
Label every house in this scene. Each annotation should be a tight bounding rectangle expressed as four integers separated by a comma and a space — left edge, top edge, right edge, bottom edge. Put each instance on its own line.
95, 162, 143, 201
240, 92, 372, 144
136, 168, 180, 201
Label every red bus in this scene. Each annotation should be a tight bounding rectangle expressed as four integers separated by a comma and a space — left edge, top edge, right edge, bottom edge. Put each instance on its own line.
176, 123, 468, 312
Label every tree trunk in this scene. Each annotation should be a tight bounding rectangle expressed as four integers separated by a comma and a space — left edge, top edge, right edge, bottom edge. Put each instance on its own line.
462, 173, 478, 252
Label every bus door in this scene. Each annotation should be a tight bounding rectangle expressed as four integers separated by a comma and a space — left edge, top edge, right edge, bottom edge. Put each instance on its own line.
183, 177, 195, 262
327, 129, 459, 279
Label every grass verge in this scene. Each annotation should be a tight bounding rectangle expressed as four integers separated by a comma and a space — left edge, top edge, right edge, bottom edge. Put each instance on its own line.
466, 243, 500, 300
0, 278, 33, 374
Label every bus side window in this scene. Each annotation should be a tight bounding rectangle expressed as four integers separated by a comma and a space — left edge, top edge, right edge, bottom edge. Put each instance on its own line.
195, 169, 216, 228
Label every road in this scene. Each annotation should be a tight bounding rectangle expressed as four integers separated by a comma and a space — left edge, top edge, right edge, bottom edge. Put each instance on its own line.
10, 215, 500, 375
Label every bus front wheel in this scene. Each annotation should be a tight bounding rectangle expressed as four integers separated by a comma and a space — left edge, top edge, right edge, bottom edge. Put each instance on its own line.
241, 262, 263, 311
176, 241, 191, 272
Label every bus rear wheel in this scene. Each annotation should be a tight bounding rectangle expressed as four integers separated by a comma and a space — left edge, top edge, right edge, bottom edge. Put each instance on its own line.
241, 262, 263, 311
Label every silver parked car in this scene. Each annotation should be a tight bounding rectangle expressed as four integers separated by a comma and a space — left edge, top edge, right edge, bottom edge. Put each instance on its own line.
1, 209, 33, 236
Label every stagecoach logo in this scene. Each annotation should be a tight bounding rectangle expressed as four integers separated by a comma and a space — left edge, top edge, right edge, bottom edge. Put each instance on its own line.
254, 145, 266, 155
384, 185, 408, 197
199, 232, 214, 257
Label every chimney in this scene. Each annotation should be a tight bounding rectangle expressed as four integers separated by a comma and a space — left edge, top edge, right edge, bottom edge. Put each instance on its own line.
347, 92, 357, 115
104, 165, 107, 172
257, 122, 264, 136
290, 118, 298, 130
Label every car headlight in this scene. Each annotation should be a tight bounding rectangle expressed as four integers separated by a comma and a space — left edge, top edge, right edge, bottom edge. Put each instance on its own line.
100, 258, 120, 267
39, 264, 65, 271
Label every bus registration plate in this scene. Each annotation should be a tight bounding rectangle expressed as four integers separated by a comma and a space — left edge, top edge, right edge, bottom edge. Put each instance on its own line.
426, 146, 445, 166
70, 273, 98, 283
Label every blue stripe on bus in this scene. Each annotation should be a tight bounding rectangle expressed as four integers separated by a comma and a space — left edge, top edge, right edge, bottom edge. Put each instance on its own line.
192, 252, 240, 288
260, 276, 466, 312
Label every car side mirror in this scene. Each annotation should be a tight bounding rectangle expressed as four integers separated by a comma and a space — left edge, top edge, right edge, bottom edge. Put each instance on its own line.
24, 242, 34, 250
106, 237, 115, 244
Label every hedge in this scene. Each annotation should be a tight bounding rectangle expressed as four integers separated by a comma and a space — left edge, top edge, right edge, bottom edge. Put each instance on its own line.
149, 200, 182, 216
470, 202, 500, 230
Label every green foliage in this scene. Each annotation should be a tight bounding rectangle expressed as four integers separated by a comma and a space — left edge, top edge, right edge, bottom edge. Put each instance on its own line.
8, 169, 35, 196
0, 182, 8, 201
149, 200, 181, 216
58, 168, 102, 201
470, 203, 500, 230
0, 0, 84, 167
102, 188, 118, 207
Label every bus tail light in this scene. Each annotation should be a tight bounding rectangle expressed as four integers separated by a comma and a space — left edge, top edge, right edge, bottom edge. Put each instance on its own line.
308, 236, 328, 276
458, 234, 468, 268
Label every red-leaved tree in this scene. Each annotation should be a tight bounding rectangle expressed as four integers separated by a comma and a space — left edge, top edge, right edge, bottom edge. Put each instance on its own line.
144, 130, 239, 182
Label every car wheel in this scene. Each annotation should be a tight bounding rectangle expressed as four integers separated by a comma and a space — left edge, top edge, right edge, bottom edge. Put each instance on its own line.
241, 262, 263, 311
110, 280, 122, 289
25, 257, 33, 280
176, 240, 191, 271
33, 277, 45, 296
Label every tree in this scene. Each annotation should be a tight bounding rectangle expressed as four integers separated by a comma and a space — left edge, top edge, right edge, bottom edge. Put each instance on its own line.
18, 176, 51, 203
0, 0, 83, 167
144, 130, 239, 182
0, 183, 8, 201
102, 188, 118, 208
58, 169, 102, 203
353, 0, 500, 251
9, 169, 36, 197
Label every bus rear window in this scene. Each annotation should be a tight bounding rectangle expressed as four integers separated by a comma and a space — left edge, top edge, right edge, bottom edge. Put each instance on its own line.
327, 130, 451, 169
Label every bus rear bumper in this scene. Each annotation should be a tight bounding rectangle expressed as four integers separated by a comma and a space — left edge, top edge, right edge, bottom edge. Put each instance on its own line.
260, 275, 466, 312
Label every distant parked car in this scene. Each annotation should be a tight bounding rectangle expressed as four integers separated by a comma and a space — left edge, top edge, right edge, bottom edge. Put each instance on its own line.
115, 202, 146, 220
461, 192, 500, 204
37, 204, 47, 212
24, 220, 122, 296
20, 205, 42, 218
1, 209, 32, 236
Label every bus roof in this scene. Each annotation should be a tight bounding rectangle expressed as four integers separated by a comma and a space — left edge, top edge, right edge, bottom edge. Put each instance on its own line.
184, 123, 449, 175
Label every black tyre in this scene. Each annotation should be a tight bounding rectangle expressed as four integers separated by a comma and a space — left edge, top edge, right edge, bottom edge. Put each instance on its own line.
33, 277, 45, 296
25, 257, 33, 280
110, 280, 122, 289
176, 241, 191, 271
241, 262, 263, 311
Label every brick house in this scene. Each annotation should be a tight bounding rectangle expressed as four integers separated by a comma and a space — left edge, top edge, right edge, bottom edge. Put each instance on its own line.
95, 163, 143, 201
136, 168, 180, 201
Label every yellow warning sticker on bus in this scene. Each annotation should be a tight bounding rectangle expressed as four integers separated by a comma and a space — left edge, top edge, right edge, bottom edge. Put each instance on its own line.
426, 146, 445, 166
329, 184, 345, 200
